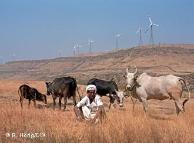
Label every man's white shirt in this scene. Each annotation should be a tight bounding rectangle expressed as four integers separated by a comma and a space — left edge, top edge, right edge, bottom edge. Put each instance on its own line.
76, 94, 103, 109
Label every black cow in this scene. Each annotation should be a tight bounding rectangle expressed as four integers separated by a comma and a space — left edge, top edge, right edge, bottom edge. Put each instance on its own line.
87, 78, 124, 109
45, 76, 79, 110
18, 84, 47, 108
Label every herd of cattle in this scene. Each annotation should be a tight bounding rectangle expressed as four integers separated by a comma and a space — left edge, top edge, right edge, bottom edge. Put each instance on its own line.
18, 67, 191, 115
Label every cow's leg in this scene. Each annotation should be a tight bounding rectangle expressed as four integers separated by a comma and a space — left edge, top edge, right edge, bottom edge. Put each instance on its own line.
170, 90, 184, 115
19, 89, 24, 109
33, 100, 36, 108
136, 88, 148, 112
174, 100, 184, 115
62, 88, 69, 111
52, 96, 57, 110
108, 103, 112, 109
59, 96, 62, 110
28, 99, 31, 108
63, 96, 67, 111
181, 90, 189, 112
142, 100, 148, 112
20, 97, 23, 108
73, 95, 77, 106
130, 96, 137, 111
109, 96, 115, 109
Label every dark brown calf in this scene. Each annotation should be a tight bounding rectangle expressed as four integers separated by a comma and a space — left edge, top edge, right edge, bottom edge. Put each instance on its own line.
18, 84, 47, 108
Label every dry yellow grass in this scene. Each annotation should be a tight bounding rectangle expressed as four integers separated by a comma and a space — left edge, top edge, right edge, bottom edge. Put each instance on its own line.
0, 80, 194, 143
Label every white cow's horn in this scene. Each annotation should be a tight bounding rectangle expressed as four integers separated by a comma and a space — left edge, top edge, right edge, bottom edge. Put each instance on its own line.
134, 66, 138, 75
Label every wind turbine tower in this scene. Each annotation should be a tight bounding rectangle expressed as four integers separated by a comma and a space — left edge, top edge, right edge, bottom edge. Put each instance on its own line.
77, 44, 82, 55
88, 40, 94, 53
115, 34, 121, 50
145, 17, 159, 46
73, 45, 77, 56
136, 27, 143, 47
73, 44, 82, 56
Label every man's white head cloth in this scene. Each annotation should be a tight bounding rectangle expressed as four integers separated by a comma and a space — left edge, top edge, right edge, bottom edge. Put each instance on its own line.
86, 85, 97, 93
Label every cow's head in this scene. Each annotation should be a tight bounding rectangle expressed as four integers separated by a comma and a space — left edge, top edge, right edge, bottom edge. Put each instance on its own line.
45, 82, 52, 95
39, 94, 47, 104
31, 88, 47, 104
125, 67, 138, 91
109, 91, 125, 107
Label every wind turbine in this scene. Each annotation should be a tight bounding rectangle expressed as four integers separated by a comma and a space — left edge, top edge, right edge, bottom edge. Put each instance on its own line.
145, 17, 159, 46
88, 39, 94, 53
78, 44, 82, 55
73, 44, 82, 56
136, 27, 143, 47
73, 45, 77, 56
115, 34, 121, 50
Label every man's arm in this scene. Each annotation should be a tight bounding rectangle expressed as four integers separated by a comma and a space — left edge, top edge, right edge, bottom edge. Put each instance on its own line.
92, 105, 106, 123
74, 96, 88, 121
74, 106, 84, 121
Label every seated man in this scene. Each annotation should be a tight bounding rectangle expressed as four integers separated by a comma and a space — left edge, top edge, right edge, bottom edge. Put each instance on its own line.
74, 85, 106, 123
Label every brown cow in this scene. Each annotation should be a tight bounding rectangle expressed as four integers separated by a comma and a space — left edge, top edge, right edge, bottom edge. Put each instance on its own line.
45, 76, 80, 110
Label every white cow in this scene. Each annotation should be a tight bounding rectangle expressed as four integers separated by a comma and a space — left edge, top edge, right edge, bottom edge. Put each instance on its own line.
125, 67, 190, 114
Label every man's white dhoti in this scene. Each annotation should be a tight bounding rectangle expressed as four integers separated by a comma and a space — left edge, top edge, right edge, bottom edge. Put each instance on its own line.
82, 106, 96, 120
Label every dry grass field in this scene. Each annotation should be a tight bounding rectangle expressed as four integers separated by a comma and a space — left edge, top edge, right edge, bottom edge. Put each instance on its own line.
0, 80, 194, 143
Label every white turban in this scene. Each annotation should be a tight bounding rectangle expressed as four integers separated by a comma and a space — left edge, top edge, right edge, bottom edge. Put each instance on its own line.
86, 85, 97, 93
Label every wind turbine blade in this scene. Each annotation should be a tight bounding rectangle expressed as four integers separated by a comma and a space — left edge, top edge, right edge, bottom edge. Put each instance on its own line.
153, 24, 159, 27
145, 25, 151, 33
145, 28, 149, 33
149, 17, 152, 25
136, 28, 140, 34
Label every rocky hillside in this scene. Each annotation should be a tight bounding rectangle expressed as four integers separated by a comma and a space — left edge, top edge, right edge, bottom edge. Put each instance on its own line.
0, 44, 194, 89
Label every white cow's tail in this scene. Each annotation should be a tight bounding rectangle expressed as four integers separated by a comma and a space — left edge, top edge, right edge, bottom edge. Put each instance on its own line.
179, 78, 190, 110
179, 78, 190, 99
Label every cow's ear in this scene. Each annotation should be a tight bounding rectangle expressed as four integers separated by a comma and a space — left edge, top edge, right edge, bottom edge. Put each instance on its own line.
45, 82, 49, 86
134, 74, 138, 80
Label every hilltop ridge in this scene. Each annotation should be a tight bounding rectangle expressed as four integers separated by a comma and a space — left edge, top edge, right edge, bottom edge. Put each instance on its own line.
0, 44, 194, 88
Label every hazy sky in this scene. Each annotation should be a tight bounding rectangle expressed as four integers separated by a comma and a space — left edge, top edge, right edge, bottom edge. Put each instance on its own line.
0, 0, 194, 63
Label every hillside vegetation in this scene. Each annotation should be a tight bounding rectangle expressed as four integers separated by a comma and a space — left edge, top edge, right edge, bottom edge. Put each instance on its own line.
0, 44, 194, 89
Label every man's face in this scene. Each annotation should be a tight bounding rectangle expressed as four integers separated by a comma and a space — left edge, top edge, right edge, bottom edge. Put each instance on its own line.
87, 90, 96, 99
